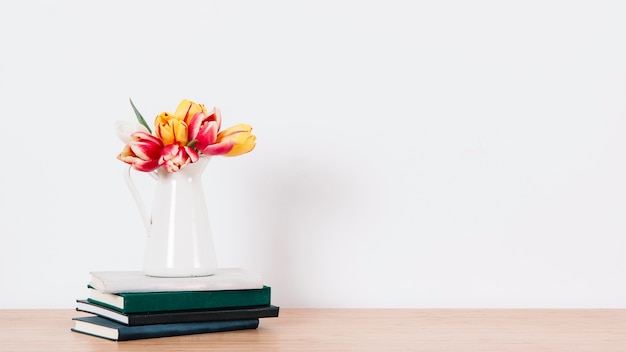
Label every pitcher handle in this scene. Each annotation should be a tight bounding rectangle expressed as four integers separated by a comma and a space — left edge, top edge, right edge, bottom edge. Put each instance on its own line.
123, 166, 152, 235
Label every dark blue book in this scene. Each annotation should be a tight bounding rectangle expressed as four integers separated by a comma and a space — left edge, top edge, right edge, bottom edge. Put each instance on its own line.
71, 315, 259, 341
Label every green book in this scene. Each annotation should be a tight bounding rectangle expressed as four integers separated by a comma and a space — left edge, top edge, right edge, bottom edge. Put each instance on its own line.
87, 286, 271, 313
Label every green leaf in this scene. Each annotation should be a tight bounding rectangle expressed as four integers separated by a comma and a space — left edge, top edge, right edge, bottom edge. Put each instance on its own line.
129, 98, 152, 134
187, 139, 198, 148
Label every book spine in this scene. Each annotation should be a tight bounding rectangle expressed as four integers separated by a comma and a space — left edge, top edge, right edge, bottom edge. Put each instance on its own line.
127, 306, 280, 325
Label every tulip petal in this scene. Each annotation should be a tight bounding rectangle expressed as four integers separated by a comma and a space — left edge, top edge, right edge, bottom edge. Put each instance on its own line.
208, 107, 222, 130
131, 159, 161, 172
224, 134, 256, 156
132, 131, 162, 145
115, 120, 149, 144
159, 144, 199, 172
188, 109, 221, 142
201, 139, 235, 156
156, 117, 188, 146
129, 132, 163, 160
175, 99, 207, 125
117, 145, 161, 172
187, 112, 204, 140
217, 123, 253, 138
184, 146, 200, 163
174, 100, 193, 121
173, 120, 188, 145
215, 124, 256, 157
194, 121, 219, 150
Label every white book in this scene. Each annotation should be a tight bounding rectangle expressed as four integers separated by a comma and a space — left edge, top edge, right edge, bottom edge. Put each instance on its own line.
89, 267, 264, 293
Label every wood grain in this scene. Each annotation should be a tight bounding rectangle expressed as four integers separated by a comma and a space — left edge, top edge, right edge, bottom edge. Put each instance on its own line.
1, 309, 625, 351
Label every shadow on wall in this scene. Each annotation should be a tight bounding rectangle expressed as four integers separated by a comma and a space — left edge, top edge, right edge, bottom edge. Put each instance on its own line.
247, 155, 378, 306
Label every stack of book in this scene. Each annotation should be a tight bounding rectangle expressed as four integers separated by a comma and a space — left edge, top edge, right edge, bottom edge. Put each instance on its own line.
71, 268, 279, 341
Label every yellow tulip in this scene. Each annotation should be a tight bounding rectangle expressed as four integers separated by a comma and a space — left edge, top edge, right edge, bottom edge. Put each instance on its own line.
174, 99, 208, 125
155, 112, 188, 146
216, 124, 256, 157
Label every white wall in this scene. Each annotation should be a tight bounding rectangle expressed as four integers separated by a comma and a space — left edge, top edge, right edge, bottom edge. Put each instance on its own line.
1, 0, 626, 308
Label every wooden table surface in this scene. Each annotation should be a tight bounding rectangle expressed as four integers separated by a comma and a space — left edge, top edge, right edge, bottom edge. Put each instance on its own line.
1, 309, 626, 351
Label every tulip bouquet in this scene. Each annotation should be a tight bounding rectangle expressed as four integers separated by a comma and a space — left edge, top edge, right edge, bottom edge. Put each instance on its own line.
116, 99, 256, 173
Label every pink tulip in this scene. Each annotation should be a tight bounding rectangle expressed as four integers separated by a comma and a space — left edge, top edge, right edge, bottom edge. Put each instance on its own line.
117, 132, 164, 172
159, 144, 200, 172
187, 108, 235, 156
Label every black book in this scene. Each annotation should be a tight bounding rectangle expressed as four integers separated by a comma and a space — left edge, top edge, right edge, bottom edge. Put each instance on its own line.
76, 299, 279, 326
71, 315, 259, 341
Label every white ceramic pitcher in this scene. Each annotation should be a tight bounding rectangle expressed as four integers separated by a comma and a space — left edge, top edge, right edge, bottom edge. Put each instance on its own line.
123, 157, 217, 277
